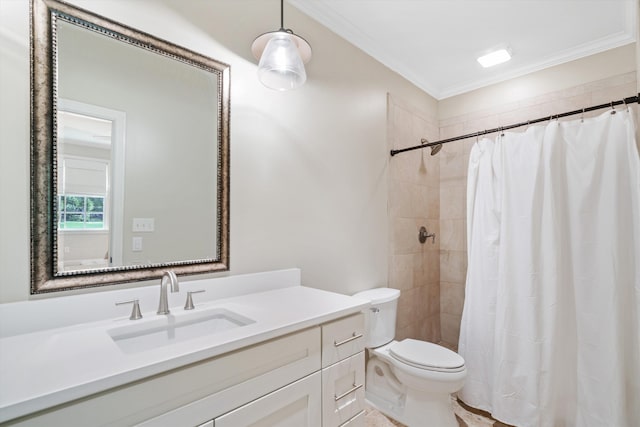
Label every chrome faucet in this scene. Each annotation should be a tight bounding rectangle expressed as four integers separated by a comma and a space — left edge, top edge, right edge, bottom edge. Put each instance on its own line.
157, 271, 179, 315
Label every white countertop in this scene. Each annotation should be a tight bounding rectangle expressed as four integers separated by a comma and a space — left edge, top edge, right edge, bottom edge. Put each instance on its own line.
0, 285, 368, 423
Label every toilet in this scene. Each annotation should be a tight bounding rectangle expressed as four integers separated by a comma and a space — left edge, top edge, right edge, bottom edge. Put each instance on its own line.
352, 288, 466, 427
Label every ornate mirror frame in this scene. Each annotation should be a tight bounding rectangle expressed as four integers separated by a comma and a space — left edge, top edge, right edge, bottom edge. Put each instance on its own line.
30, 0, 230, 293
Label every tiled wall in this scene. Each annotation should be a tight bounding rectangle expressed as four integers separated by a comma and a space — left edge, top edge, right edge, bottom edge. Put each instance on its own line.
387, 94, 441, 343
437, 71, 638, 347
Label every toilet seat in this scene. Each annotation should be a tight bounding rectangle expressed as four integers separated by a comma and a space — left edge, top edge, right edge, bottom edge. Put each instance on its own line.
389, 339, 465, 373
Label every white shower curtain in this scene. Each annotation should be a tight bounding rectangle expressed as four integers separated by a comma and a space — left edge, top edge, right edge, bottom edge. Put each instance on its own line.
458, 109, 640, 427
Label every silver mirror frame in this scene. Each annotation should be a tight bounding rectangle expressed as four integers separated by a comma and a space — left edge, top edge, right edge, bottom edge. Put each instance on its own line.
30, 0, 230, 293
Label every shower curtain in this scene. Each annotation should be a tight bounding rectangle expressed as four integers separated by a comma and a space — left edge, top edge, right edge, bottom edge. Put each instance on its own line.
458, 108, 640, 427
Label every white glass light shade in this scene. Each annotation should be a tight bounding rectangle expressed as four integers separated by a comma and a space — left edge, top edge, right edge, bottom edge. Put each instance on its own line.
257, 32, 306, 91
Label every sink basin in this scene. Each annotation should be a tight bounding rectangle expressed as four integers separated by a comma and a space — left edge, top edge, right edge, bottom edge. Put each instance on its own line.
108, 307, 255, 354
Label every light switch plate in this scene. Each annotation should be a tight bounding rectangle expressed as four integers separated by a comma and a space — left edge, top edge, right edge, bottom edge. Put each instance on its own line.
132, 218, 154, 232
132, 236, 143, 252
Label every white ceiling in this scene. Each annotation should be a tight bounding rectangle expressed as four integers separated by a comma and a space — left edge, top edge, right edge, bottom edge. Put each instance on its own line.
290, 0, 637, 100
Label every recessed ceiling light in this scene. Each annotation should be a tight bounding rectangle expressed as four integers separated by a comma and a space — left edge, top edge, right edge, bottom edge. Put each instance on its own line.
477, 49, 512, 68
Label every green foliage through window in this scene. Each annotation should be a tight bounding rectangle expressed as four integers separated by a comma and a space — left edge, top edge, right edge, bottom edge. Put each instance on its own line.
58, 195, 105, 229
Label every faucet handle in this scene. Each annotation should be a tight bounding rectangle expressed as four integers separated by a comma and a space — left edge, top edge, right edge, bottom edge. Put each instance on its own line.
116, 299, 143, 320
184, 290, 205, 310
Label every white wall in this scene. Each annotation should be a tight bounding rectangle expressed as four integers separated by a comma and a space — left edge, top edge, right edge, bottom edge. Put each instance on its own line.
0, 0, 435, 302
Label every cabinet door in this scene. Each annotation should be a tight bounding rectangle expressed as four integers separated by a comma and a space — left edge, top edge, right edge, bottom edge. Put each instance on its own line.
215, 372, 321, 427
322, 352, 365, 427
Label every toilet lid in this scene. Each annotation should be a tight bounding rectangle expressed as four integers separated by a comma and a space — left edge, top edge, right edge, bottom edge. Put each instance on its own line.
389, 339, 465, 372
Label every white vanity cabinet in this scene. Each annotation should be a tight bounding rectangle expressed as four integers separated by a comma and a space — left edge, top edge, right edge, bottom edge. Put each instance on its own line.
0, 283, 368, 427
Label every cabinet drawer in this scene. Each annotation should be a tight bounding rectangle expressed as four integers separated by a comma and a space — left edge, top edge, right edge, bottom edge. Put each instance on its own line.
215, 372, 322, 427
338, 410, 365, 427
321, 314, 364, 368
322, 351, 365, 427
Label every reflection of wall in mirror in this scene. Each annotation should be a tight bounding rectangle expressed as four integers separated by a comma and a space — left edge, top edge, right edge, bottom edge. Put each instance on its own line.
57, 232, 109, 271
56, 20, 219, 266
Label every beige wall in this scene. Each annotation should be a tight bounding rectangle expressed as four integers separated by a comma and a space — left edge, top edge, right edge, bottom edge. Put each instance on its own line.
437, 61, 637, 346
387, 94, 441, 343
0, 0, 435, 302
439, 44, 636, 121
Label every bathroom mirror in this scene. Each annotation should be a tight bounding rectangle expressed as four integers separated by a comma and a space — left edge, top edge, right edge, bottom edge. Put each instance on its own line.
31, 0, 230, 293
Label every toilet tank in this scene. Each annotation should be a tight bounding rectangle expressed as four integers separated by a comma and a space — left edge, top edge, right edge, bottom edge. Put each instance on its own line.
352, 288, 400, 348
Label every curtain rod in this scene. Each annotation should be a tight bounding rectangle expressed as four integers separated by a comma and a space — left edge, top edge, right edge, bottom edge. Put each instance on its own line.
390, 94, 639, 157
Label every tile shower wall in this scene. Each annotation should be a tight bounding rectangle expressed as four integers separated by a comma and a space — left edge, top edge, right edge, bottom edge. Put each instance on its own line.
387, 94, 441, 343
437, 71, 638, 347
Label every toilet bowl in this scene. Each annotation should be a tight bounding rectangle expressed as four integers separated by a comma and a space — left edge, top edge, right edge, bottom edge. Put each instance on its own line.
353, 288, 466, 427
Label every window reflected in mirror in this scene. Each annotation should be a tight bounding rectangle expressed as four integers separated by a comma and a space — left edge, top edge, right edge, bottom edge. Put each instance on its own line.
57, 108, 115, 272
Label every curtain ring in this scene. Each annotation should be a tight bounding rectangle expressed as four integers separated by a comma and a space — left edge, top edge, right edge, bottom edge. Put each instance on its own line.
581, 107, 585, 123
610, 101, 616, 115
623, 98, 629, 112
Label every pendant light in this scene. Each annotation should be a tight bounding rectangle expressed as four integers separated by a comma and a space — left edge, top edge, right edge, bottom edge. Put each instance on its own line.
251, 0, 312, 91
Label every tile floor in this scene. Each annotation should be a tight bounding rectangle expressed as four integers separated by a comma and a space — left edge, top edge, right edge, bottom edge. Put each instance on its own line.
364, 396, 511, 427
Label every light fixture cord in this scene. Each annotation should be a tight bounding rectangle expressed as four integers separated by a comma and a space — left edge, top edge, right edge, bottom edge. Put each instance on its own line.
280, 0, 285, 30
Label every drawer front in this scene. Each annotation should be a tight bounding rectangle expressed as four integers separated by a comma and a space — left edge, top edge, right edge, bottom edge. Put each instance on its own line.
321, 313, 364, 368
322, 351, 365, 427
215, 372, 322, 427
338, 410, 365, 427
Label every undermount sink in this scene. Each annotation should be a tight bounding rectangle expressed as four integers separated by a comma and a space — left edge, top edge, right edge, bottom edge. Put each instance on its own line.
108, 307, 255, 354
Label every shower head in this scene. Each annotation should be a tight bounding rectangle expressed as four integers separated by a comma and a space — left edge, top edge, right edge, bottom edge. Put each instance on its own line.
420, 138, 442, 156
